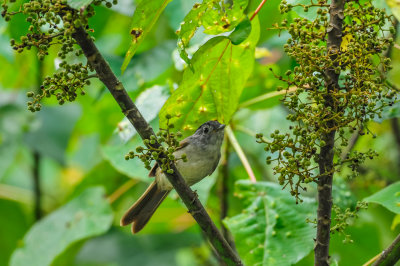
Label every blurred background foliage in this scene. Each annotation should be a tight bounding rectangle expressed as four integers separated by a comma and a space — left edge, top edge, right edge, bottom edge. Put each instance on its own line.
1, 0, 400, 265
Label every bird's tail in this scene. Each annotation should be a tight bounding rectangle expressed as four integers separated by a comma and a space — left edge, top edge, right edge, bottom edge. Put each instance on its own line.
120, 181, 170, 233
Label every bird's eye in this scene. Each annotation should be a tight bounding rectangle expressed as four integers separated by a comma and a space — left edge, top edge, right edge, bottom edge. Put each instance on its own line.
203, 127, 209, 134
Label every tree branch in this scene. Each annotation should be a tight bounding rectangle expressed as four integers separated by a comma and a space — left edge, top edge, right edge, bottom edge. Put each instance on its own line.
372, 233, 400, 266
314, 1, 345, 265
72, 26, 242, 265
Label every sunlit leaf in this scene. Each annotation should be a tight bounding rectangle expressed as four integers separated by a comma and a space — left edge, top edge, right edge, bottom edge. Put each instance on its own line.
364, 181, 400, 214
160, 17, 259, 135
177, 0, 249, 65
121, 0, 172, 73
224, 180, 316, 266
10, 187, 113, 266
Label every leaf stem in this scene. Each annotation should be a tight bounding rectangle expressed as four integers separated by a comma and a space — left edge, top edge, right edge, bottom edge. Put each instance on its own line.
250, 0, 267, 21
239, 86, 297, 108
226, 125, 257, 183
108, 179, 138, 204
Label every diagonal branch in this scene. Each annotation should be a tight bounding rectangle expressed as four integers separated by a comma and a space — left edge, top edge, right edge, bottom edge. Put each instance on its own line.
371, 233, 400, 266
72, 27, 242, 265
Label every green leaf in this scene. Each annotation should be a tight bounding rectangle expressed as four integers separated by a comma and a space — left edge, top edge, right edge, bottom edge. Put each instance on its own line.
177, 0, 249, 65
0, 200, 29, 266
121, 0, 172, 73
67, 0, 93, 10
224, 180, 316, 266
364, 181, 400, 214
160, 17, 259, 135
385, 0, 399, 21
228, 17, 251, 45
10, 187, 113, 266
75, 228, 203, 265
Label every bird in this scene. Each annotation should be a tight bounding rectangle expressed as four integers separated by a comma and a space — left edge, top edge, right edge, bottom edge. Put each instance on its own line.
120, 120, 226, 233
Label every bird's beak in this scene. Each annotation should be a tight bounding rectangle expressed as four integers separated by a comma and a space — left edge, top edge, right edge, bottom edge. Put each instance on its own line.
218, 124, 226, 130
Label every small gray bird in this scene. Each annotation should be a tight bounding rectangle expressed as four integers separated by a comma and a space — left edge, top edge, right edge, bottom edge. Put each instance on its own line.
120, 120, 226, 233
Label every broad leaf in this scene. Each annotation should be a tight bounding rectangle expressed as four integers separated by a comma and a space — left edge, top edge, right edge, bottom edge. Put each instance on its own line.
10, 187, 113, 266
75, 228, 202, 265
224, 180, 316, 266
177, 0, 249, 65
364, 181, 400, 214
228, 17, 252, 45
160, 17, 259, 135
121, 0, 172, 73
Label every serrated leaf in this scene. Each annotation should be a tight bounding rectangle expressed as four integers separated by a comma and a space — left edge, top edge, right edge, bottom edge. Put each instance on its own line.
224, 180, 316, 266
10, 187, 113, 266
229, 17, 251, 45
160, 17, 259, 136
364, 181, 400, 214
67, 0, 93, 10
121, 0, 172, 73
177, 0, 249, 65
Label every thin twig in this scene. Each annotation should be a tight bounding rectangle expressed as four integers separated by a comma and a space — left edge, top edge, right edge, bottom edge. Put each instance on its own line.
72, 26, 242, 265
108, 179, 138, 204
226, 125, 257, 183
239, 86, 297, 109
340, 126, 363, 162
371, 233, 400, 266
363, 253, 382, 266
250, 0, 267, 21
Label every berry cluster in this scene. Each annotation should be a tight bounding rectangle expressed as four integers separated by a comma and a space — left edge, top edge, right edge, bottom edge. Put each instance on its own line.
258, 0, 395, 200
1, 0, 117, 112
125, 116, 187, 174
